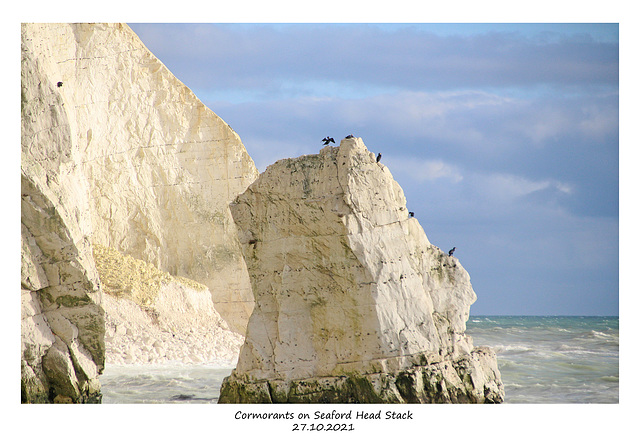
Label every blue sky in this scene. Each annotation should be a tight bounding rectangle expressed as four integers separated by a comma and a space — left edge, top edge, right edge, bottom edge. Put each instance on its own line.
128, 23, 619, 316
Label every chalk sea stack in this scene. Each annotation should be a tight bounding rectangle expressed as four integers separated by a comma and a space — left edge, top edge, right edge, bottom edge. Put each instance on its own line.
219, 138, 504, 403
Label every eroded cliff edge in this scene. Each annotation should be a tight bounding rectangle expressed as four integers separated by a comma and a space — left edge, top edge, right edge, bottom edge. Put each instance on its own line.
219, 138, 504, 403
21, 23, 257, 403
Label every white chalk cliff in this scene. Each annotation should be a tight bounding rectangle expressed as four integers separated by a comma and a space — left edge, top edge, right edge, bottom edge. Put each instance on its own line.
21, 23, 256, 403
219, 138, 504, 403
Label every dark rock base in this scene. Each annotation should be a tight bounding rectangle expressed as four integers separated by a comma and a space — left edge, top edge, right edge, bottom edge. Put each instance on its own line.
219, 348, 504, 404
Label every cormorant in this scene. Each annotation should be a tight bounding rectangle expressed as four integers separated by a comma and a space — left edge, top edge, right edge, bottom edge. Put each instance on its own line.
376, 153, 382, 163
322, 137, 335, 145
345, 134, 355, 139
57, 81, 63, 87
448, 247, 456, 257
409, 212, 414, 217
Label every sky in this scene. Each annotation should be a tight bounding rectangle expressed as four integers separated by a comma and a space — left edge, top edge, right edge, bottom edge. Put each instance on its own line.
125, 23, 620, 316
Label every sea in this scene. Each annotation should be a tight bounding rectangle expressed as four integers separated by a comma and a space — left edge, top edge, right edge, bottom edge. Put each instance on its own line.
467, 315, 619, 403
100, 316, 619, 404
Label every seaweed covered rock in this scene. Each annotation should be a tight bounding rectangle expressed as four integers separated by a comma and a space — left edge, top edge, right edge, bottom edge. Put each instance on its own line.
219, 138, 504, 403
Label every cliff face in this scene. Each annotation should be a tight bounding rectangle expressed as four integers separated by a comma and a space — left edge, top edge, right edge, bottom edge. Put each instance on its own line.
21, 27, 105, 403
21, 23, 257, 402
219, 138, 504, 403
22, 23, 258, 334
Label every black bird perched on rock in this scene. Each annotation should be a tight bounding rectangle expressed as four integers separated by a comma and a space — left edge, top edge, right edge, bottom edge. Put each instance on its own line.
57, 81, 63, 87
409, 212, 414, 217
322, 137, 335, 145
376, 153, 382, 163
345, 134, 355, 139
448, 247, 456, 257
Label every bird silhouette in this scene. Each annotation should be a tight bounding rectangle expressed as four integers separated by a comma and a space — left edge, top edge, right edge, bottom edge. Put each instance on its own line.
376, 153, 382, 162
322, 137, 335, 145
409, 212, 414, 217
448, 247, 456, 257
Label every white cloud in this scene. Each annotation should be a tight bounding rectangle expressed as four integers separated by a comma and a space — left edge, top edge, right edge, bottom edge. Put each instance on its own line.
386, 157, 463, 183
578, 102, 619, 139
241, 136, 318, 173
475, 172, 573, 202
129, 23, 618, 100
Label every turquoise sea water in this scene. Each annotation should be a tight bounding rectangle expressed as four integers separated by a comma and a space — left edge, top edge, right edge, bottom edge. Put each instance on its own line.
466, 315, 619, 403
101, 316, 619, 404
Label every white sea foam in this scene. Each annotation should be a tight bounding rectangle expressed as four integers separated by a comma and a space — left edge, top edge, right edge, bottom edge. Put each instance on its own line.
492, 344, 534, 354
101, 362, 234, 404
101, 316, 619, 404
588, 330, 611, 339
